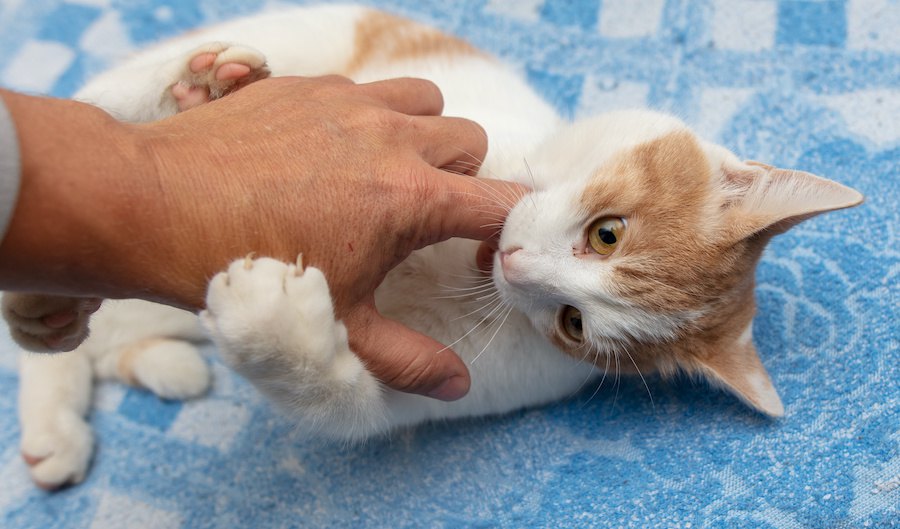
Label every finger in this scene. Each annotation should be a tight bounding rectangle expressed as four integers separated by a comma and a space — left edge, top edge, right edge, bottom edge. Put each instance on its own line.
345, 305, 470, 401
356, 77, 444, 116
405, 115, 488, 175
419, 172, 530, 244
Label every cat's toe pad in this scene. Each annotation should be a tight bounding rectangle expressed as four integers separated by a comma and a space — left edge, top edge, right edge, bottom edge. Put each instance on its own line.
173, 43, 270, 111
2, 294, 101, 353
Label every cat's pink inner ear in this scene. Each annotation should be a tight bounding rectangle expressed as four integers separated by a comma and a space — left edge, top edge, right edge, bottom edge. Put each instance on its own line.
692, 322, 785, 417
722, 160, 864, 237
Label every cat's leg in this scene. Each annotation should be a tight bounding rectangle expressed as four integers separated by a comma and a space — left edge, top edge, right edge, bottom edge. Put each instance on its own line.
92, 337, 210, 400
18, 351, 94, 489
202, 257, 387, 440
2, 293, 101, 352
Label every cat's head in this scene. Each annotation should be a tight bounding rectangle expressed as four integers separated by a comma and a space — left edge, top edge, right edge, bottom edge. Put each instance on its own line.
492, 110, 863, 416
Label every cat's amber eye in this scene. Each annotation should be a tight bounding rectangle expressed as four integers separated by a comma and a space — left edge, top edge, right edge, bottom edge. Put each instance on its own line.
587, 217, 626, 256
560, 305, 584, 342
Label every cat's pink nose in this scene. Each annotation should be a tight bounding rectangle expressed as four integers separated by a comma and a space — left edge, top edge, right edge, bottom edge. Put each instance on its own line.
499, 247, 523, 279
500, 247, 522, 265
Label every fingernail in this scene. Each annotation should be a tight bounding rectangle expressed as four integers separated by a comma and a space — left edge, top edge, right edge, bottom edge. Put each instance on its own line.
427, 375, 469, 401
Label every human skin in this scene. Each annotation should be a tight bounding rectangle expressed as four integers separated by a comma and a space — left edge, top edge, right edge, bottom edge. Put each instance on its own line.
0, 76, 526, 400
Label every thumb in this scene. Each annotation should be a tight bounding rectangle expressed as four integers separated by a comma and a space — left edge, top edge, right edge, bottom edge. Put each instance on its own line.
344, 305, 471, 401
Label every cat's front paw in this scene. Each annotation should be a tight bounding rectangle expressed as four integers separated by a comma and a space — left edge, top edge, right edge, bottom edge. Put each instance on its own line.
171, 42, 270, 111
202, 257, 385, 439
1, 294, 101, 352
20, 411, 93, 490
203, 256, 344, 373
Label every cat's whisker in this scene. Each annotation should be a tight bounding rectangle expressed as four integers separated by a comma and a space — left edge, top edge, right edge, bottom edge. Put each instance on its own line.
613, 353, 622, 408
583, 349, 612, 407
451, 190, 512, 214
437, 281, 493, 291
452, 146, 487, 168
490, 176, 524, 210
442, 274, 492, 284
436, 281, 495, 293
468, 209, 508, 223
622, 344, 655, 410
432, 287, 496, 300
451, 159, 483, 170
571, 343, 599, 396
490, 173, 529, 212
471, 303, 514, 364
461, 176, 519, 211
450, 292, 503, 323
436, 295, 511, 353
522, 157, 538, 209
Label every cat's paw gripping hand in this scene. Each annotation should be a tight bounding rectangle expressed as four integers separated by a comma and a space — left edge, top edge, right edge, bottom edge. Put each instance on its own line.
172, 42, 270, 111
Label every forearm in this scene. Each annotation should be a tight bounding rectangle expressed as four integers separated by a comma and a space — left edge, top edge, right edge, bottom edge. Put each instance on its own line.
0, 90, 162, 303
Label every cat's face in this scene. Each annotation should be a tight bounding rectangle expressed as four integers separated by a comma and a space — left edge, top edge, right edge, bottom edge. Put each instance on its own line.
492, 110, 863, 416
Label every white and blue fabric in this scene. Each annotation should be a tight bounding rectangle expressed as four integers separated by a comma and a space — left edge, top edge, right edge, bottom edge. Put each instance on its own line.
0, 1, 897, 528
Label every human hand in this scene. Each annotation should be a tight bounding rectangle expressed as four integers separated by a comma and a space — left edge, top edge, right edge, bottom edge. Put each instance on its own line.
139, 76, 525, 400
0, 76, 523, 400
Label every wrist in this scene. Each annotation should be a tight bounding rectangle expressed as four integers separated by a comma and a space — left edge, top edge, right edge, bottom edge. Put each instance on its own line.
0, 90, 162, 302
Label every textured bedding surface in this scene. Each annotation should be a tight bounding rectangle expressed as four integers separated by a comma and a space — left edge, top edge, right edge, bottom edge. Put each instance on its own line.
0, 1, 897, 528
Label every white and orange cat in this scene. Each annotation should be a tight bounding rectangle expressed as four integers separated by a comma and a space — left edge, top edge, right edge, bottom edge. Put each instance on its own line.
3, 5, 862, 489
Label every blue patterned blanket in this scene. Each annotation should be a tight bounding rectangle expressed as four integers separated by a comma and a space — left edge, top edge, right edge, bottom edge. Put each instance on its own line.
0, 1, 897, 528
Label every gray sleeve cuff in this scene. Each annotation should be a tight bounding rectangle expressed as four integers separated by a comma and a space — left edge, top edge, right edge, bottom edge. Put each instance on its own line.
0, 96, 21, 242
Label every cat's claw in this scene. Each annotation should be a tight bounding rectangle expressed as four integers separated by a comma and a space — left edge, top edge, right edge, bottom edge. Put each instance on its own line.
2, 294, 101, 353
171, 42, 270, 111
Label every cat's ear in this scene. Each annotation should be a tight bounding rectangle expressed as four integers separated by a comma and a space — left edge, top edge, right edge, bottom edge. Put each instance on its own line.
688, 322, 785, 417
720, 160, 863, 238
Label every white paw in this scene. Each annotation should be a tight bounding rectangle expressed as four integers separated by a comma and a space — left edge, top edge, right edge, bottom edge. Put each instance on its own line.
171, 42, 270, 111
126, 339, 210, 400
203, 257, 345, 371
20, 411, 93, 490
2, 294, 101, 352
202, 257, 386, 440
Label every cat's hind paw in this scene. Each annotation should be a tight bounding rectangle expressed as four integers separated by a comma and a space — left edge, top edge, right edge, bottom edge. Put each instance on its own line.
20, 411, 93, 490
172, 42, 270, 111
117, 338, 210, 400
1, 294, 101, 353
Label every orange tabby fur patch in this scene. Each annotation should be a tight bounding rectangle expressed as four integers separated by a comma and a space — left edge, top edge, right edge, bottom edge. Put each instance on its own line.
345, 11, 483, 76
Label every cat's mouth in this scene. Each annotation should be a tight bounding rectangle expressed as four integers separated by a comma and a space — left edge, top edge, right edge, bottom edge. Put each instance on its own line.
475, 240, 497, 275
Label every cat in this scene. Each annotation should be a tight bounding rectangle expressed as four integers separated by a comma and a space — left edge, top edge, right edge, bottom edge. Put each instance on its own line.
2, 4, 863, 490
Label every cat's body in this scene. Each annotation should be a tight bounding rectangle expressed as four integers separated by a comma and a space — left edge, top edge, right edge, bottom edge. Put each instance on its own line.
4, 4, 862, 489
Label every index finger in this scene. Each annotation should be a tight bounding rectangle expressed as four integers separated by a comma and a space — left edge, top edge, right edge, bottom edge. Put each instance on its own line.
423, 173, 530, 244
